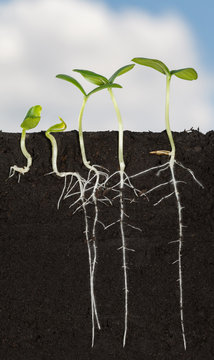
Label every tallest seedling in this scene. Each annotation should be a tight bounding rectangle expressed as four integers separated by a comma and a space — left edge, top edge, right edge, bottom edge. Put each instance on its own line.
132, 57, 202, 350
132, 57, 197, 159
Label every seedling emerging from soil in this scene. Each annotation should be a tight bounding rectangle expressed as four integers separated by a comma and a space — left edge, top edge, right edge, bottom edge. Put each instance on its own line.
56, 72, 121, 179
73, 65, 134, 172
45, 116, 103, 346
132, 57, 203, 350
45, 117, 67, 176
73, 65, 142, 347
45, 117, 85, 209
56, 73, 122, 346
9, 105, 42, 181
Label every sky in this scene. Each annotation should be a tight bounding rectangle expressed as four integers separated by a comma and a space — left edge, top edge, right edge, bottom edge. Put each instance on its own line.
104, 0, 214, 70
0, 0, 213, 133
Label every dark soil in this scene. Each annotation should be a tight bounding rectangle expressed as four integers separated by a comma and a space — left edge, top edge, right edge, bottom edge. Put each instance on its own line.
0, 130, 214, 360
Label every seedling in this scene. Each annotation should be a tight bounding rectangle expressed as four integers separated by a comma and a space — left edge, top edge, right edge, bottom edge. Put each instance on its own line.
132, 57, 203, 350
9, 105, 42, 181
45, 117, 85, 209
72, 65, 143, 347
56, 72, 122, 174
56, 73, 122, 346
45, 116, 102, 345
72, 65, 134, 174
45, 117, 67, 176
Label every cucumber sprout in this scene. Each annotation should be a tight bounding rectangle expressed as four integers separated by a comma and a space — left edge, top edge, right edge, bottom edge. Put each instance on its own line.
56, 73, 122, 346
72, 65, 141, 347
9, 105, 42, 181
132, 57, 202, 350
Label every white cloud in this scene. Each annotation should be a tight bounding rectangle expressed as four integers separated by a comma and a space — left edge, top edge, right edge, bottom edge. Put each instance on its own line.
0, 0, 213, 133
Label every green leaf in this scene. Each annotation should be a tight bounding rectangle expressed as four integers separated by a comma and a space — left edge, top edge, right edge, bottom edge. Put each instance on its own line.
132, 57, 170, 76
21, 105, 42, 130
171, 68, 198, 80
47, 117, 67, 133
73, 69, 108, 86
56, 74, 86, 96
109, 64, 135, 83
87, 83, 122, 97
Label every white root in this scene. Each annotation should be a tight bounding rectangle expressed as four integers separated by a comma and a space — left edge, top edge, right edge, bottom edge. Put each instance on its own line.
142, 155, 203, 350
130, 162, 170, 179
169, 155, 187, 350
78, 164, 109, 346
119, 170, 128, 347
175, 160, 204, 188
56, 168, 102, 348
103, 169, 143, 347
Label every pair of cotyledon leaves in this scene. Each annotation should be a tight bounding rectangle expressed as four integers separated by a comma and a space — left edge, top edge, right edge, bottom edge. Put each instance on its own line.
132, 57, 198, 80
56, 64, 135, 97
22, 58, 197, 131
21, 105, 42, 131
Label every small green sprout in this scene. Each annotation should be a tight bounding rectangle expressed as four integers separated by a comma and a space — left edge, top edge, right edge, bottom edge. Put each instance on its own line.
132, 57, 197, 158
45, 117, 67, 176
45, 116, 102, 348
9, 105, 42, 180
45, 117, 86, 210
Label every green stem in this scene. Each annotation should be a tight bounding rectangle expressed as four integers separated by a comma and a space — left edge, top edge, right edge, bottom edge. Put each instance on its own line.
45, 131, 58, 174
78, 96, 93, 170
21, 129, 32, 170
165, 75, 175, 158
108, 88, 125, 172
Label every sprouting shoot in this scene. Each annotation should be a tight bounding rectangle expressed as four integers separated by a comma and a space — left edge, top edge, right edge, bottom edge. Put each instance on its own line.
132, 57, 201, 350
9, 105, 42, 181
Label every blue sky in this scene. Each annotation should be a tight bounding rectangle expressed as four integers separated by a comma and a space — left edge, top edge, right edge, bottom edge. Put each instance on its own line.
102, 0, 214, 70
0, 0, 213, 132
1, 0, 213, 67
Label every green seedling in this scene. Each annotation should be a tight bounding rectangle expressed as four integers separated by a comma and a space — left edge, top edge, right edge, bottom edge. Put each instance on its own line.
72, 64, 134, 175
9, 105, 42, 181
56, 73, 122, 346
72, 65, 142, 347
45, 117, 67, 176
132, 57, 197, 159
56, 73, 122, 173
45, 117, 85, 209
132, 57, 203, 350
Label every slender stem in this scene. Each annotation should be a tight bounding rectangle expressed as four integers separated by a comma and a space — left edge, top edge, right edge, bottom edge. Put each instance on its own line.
108, 88, 125, 172
165, 75, 175, 158
45, 131, 58, 174
21, 129, 32, 170
78, 96, 93, 171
